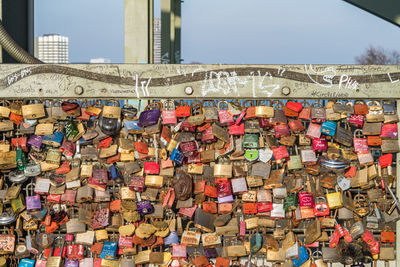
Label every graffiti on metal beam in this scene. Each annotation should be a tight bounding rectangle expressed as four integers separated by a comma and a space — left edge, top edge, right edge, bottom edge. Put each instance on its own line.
0, 64, 400, 99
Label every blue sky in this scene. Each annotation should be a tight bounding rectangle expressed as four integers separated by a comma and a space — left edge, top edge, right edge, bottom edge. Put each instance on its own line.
35, 0, 400, 64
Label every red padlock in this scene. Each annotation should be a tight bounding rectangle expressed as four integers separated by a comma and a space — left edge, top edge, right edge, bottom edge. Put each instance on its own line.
180, 120, 196, 132
379, 153, 392, 168
143, 161, 160, 174
203, 201, 217, 213
313, 196, 330, 216
229, 123, 244, 136
272, 146, 289, 162
288, 120, 305, 133
204, 185, 218, 198
286, 101, 303, 112
216, 180, 232, 198
274, 124, 290, 138
201, 126, 216, 143
257, 202, 273, 213
243, 203, 258, 214
217, 101, 234, 125
187, 152, 201, 164
180, 140, 198, 156
349, 114, 364, 128
67, 244, 85, 260
98, 137, 113, 149
11, 136, 28, 152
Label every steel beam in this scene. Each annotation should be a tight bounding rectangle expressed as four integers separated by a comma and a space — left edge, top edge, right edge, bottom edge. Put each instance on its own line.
397, 100, 400, 267
161, 0, 172, 64
174, 1, 181, 63
344, 0, 400, 28
1, 64, 400, 99
161, 0, 181, 64
124, 0, 153, 64
1, 0, 33, 63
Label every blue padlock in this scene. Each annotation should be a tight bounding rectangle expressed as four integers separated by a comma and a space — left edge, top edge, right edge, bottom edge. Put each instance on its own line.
110, 163, 122, 180
321, 121, 337, 136
164, 231, 179, 245
171, 148, 184, 165
18, 258, 35, 267
100, 241, 118, 260
123, 120, 143, 133
292, 246, 309, 267
42, 131, 64, 147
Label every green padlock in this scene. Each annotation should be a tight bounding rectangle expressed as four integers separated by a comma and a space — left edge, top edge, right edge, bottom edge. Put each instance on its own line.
243, 133, 259, 149
284, 194, 298, 211
288, 155, 303, 170
45, 148, 61, 165
250, 231, 262, 254
11, 193, 25, 213
16, 146, 26, 171
244, 149, 259, 162
64, 120, 79, 141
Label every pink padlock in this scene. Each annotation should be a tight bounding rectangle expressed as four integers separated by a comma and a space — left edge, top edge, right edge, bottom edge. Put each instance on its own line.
118, 235, 133, 248
353, 129, 369, 153
65, 234, 74, 242
312, 136, 327, 152
306, 123, 322, 139
172, 244, 187, 258
218, 101, 234, 125
349, 114, 364, 128
162, 100, 177, 125
298, 192, 315, 208
380, 123, 398, 139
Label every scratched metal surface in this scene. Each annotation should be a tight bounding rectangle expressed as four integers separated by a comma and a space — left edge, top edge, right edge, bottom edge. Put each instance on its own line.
2, 64, 400, 99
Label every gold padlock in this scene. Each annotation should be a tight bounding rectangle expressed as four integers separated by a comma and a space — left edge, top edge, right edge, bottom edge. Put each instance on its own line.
214, 161, 232, 178
101, 259, 120, 267
95, 229, 109, 242
21, 103, 45, 119
47, 237, 64, 267
144, 175, 164, 188
326, 190, 343, 209
255, 100, 274, 118
120, 187, 136, 200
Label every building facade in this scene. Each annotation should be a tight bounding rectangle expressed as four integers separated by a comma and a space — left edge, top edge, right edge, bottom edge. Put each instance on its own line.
154, 18, 161, 64
34, 34, 69, 63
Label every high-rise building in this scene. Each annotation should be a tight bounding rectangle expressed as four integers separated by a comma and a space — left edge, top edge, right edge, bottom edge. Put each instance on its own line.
34, 34, 69, 63
154, 18, 161, 64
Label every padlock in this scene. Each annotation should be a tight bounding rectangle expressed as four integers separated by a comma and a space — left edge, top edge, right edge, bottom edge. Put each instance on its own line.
366, 101, 384, 122
310, 101, 326, 123
326, 189, 343, 209
25, 184, 41, 211
47, 237, 65, 267
98, 112, 122, 136
313, 196, 330, 216
321, 121, 336, 136
162, 99, 177, 125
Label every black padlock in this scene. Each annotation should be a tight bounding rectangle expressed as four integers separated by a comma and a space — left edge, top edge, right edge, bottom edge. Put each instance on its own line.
98, 112, 121, 135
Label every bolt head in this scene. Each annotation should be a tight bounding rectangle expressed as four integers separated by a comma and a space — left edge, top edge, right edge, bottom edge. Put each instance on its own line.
74, 86, 84, 95
184, 86, 193, 95
281, 86, 290, 96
